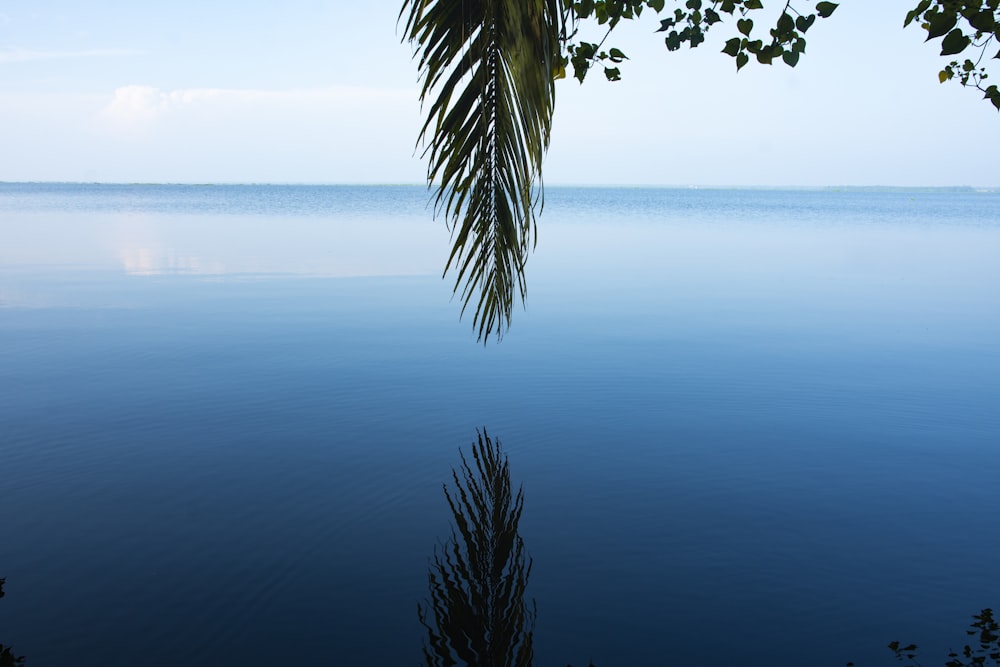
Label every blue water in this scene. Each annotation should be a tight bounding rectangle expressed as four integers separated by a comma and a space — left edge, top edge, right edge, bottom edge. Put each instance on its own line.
1, 184, 998, 666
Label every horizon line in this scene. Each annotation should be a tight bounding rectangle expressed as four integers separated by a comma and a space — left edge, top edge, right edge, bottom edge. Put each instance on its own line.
1, 181, 996, 192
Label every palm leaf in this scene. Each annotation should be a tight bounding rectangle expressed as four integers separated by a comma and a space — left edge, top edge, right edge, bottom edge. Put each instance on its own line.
402, 0, 566, 341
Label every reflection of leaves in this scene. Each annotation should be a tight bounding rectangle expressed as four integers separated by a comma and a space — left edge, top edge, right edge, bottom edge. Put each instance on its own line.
419, 430, 535, 667
0, 579, 26, 667
889, 608, 1000, 667
0, 645, 25, 667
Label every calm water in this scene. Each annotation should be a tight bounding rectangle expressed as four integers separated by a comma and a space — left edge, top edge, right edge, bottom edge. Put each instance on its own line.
1, 183, 998, 666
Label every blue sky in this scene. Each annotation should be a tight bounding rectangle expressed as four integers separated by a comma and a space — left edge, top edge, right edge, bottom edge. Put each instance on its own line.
1, 1, 997, 186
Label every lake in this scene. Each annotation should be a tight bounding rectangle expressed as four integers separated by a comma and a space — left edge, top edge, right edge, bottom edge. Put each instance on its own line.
1, 183, 998, 666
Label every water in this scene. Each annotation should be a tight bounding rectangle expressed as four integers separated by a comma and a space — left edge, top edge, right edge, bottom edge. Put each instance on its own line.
1, 183, 998, 666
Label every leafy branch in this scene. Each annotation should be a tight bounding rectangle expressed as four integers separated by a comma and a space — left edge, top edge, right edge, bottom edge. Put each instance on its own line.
904, 0, 1000, 110
562, 0, 839, 81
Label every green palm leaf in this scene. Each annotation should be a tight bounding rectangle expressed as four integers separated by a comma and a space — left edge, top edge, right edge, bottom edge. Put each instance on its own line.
401, 0, 566, 341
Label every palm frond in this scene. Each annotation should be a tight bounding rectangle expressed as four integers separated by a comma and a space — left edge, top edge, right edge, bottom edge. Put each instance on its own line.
402, 0, 566, 341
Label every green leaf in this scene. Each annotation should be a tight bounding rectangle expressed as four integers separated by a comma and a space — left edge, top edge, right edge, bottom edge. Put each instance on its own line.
608, 47, 627, 62
604, 66, 622, 81
984, 85, 1000, 110
925, 12, 958, 40
744, 0, 763, 9
783, 49, 800, 66
795, 14, 816, 32
904, 0, 931, 27
737, 18, 753, 35
967, 10, 996, 33
722, 37, 741, 56
647, 0, 665, 11
776, 12, 794, 34
940, 28, 971, 56
815, 2, 838, 18
656, 17, 676, 31
736, 51, 749, 70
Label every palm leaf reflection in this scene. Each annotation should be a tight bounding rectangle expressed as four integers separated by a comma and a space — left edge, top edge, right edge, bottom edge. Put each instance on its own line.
419, 430, 535, 667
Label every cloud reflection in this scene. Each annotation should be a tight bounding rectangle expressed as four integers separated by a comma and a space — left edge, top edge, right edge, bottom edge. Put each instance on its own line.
106, 217, 438, 277
3, 210, 441, 279
117, 247, 224, 276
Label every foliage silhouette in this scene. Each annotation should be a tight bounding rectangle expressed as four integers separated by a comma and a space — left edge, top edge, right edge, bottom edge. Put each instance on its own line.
563, 0, 840, 81
905, 1, 1000, 110
0, 579, 26, 667
889, 608, 1000, 667
419, 430, 536, 667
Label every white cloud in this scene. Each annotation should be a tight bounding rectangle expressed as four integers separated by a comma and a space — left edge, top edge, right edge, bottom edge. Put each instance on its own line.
0, 47, 142, 64
0, 85, 426, 182
101, 84, 414, 123
103, 85, 164, 122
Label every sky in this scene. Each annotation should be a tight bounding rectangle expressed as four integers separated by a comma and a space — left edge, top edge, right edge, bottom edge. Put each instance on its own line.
0, 1, 997, 187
